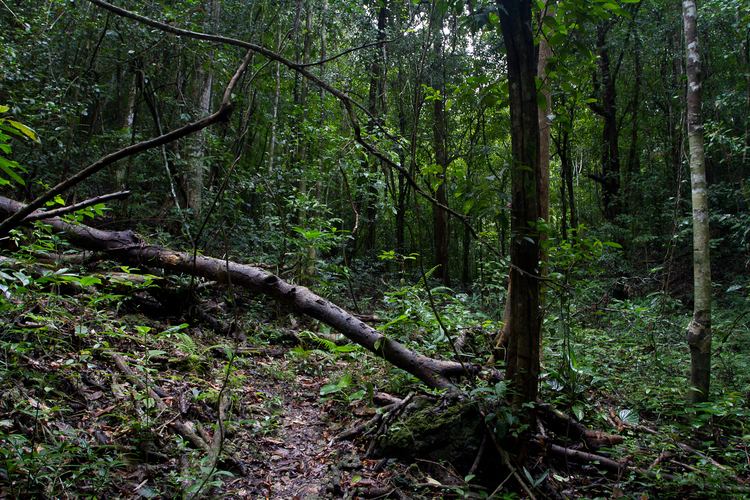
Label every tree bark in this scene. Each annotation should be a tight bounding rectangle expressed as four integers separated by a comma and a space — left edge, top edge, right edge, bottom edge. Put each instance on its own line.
363, 2, 389, 252
115, 69, 138, 191
592, 24, 620, 221
186, 0, 220, 219
537, 7, 552, 223
267, 28, 282, 176
682, 0, 712, 403
497, 0, 542, 411
432, 15, 450, 286
0, 196, 472, 390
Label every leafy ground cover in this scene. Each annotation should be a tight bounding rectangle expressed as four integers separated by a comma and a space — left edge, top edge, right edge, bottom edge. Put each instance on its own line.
0, 240, 748, 498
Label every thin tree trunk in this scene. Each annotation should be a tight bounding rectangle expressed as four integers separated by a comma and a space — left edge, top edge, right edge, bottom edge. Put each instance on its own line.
462, 158, 473, 287
537, 5, 552, 223
267, 29, 282, 176
742, 30, 749, 173
626, 36, 642, 177
682, 0, 712, 403
186, 0, 219, 219
116, 70, 138, 190
395, 73, 409, 254
363, 2, 389, 252
432, 16, 450, 285
592, 24, 620, 220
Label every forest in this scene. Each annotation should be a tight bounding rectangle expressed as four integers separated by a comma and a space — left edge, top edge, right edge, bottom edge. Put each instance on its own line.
0, 0, 749, 497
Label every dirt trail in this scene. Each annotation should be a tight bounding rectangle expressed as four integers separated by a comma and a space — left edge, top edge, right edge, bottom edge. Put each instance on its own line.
223, 354, 388, 499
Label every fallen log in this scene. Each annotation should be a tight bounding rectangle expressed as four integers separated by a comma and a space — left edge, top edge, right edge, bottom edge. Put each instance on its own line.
0, 195, 471, 389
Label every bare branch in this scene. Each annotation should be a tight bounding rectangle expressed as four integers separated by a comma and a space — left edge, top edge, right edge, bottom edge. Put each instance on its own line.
24, 190, 131, 221
298, 39, 395, 68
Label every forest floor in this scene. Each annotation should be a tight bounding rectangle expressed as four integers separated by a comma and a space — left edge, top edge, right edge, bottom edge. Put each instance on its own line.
1, 259, 749, 498
0, 271, 431, 498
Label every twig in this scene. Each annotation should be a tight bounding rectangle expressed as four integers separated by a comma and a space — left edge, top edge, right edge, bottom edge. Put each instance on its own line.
335, 404, 397, 442
366, 392, 414, 457
548, 443, 623, 472
372, 392, 403, 407
677, 442, 729, 471
189, 352, 239, 498
297, 39, 395, 67
468, 432, 487, 476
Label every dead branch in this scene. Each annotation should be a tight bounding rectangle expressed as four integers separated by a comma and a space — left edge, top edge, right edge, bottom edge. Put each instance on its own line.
0, 196, 473, 389
23, 191, 131, 221
538, 403, 623, 450
548, 443, 623, 472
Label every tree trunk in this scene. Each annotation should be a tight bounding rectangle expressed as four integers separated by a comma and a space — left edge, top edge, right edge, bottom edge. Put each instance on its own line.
497, 0, 541, 412
0, 196, 473, 390
537, 5, 552, 223
682, 0, 712, 403
625, 33, 642, 216
185, 0, 220, 219
432, 18, 450, 285
267, 29, 282, 176
593, 24, 620, 221
395, 71, 409, 255
116, 69, 138, 191
363, 2, 389, 252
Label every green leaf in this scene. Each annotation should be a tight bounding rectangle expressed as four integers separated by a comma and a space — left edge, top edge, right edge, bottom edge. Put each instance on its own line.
0, 157, 25, 185
6, 120, 38, 142
320, 383, 341, 396
0, 105, 9, 113
572, 404, 584, 421
618, 408, 639, 425
78, 275, 102, 287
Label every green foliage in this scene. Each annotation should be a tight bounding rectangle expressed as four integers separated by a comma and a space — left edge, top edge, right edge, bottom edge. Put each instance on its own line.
0, 105, 36, 186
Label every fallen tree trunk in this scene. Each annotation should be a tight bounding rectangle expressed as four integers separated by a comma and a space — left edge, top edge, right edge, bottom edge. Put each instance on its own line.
0, 195, 471, 389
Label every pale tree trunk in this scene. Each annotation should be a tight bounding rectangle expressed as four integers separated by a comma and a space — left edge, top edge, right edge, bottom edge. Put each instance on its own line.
294, 1, 315, 281
363, 1, 388, 252
267, 29, 282, 176
115, 70, 138, 190
683, 0, 712, 403
305, 0, 329, 280
537, 3, 552, 223
186, 0, 220, 219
